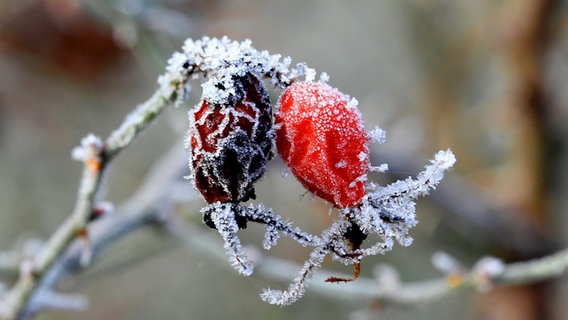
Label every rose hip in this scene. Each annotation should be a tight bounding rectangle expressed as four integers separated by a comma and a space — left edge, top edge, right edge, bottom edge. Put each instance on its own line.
188, 73, 273, 204
275, 81, 369, 208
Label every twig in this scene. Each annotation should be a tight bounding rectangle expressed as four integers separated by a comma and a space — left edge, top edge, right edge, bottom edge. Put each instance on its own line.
164, 211, 568, 306
10, 144, 188, 320
255, 248, 568, 306
0, 76, 182, 320
375, 149, 549, 256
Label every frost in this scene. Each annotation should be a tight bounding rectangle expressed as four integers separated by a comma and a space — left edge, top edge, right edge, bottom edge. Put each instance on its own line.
335, 161, 347, 168
280, 168, 291, 178
158, 36, 315, 111
71, 134, 103, 163
370, 163, 389, 172
346, 97, 359, 110
204, 203, 254, 276
304, 67, 317, 82
201, 202, 319, 277
368, 125, 386, 144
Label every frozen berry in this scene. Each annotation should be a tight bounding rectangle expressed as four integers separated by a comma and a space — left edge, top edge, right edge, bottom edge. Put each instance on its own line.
275, 81, 369, 208
188, 73, 273, 203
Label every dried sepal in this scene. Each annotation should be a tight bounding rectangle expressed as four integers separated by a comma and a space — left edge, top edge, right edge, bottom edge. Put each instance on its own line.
202, 203, 254, 276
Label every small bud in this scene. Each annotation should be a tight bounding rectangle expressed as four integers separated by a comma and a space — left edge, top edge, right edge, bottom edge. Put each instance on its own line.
71, 134, 104, 164
89, 201, 114, 222
431, 251, 464, 275
473, 256, 505, 292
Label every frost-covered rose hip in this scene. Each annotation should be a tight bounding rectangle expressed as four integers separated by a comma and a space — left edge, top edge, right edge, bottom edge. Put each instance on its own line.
188, 73, 273, 203
275, 81, 369, 208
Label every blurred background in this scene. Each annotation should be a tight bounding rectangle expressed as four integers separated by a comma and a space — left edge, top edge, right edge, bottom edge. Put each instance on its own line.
1, 0, 568, 319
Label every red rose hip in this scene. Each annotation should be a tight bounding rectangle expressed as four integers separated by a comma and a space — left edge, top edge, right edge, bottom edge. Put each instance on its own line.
188, 73, 273, 203
275, 81, 369, 208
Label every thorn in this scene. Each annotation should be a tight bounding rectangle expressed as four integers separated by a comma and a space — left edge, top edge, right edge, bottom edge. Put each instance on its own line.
325, 262, 361, 283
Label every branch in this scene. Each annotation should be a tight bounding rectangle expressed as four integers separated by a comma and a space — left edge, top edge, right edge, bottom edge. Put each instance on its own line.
0, 77, 181, 320
254, 247, 568, 306
164, 211, 568, 306
6, 143, 188, 320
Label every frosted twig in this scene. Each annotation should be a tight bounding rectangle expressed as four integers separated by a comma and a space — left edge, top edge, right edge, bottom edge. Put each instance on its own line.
260, 218, 350, 305
0, 44, 195, 320
255, 248, 568, 306
206, 203, 254, 276
374, 149, 547, 255
260, 150, 456, 306
2, 144, 189, 320
153, 186, 568, 307
235, 204, 320, 249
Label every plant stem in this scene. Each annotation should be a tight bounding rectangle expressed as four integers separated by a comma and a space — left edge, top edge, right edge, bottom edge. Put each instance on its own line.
0, 86, 177, 320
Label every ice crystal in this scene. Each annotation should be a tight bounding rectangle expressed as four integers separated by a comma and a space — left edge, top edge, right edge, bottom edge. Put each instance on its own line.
368, 125, 387, 144
71, 134, 103, 162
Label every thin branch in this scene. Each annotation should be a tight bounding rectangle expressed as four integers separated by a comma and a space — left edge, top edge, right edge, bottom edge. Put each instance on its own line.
497, 248, 568, 285
254, 247, 568, 306
15, 144, 189, 320
375, 149, 549, 256
0, 80, 180, 320
165, 211, 568, 307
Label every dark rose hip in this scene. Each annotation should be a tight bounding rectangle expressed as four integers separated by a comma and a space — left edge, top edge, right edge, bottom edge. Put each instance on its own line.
187, 73, 273, 204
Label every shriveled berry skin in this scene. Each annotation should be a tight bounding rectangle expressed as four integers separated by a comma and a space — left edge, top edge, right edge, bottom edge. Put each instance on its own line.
275, 81, 369, 208
188, 73, 273, 203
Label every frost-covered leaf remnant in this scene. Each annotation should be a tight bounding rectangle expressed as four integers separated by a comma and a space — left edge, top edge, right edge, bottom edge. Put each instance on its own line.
173, 36, 455, 306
